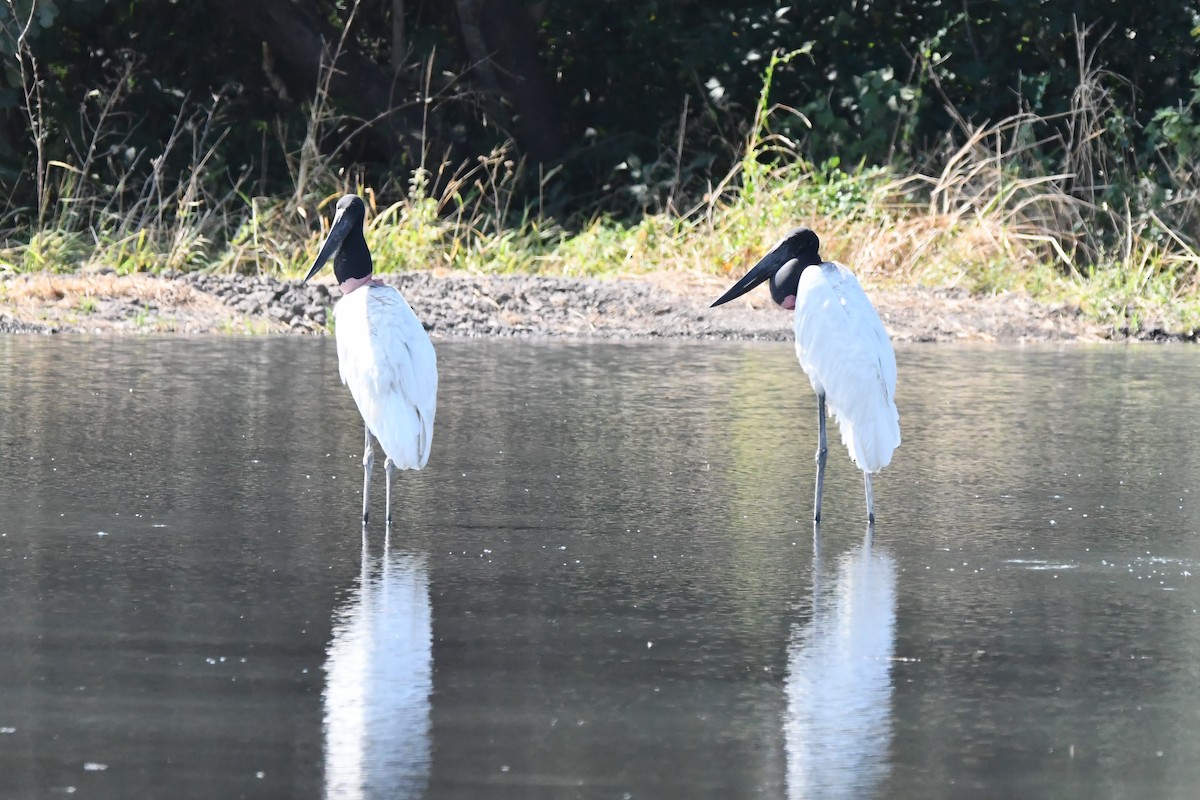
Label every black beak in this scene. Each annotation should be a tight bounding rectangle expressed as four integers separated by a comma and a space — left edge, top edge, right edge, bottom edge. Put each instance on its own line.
710, 246, 787, 307
304, 203, 354, 282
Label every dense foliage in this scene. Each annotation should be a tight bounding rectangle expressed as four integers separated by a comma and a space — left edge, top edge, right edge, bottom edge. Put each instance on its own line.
1, 0, 1198, 225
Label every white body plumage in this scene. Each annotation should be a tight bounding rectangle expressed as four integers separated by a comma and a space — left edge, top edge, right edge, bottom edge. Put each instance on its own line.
793, 262, 899, 474
334, 284, 437, 471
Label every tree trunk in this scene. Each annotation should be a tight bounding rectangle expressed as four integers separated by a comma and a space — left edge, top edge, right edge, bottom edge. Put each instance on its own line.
391, 0, 406, 72
455, 0, 566, 164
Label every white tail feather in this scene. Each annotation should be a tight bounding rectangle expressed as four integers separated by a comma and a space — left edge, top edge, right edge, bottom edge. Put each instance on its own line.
795, 262, 900, 474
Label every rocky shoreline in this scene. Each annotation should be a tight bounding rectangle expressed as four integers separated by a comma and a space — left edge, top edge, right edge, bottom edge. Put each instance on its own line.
0, 269, 1179, 342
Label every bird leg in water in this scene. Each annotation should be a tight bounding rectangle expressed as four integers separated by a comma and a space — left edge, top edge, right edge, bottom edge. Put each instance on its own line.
384, 457, 395, 527
361, 426, 374, 526
863, 471, 875, 528
813, 393, 828, 524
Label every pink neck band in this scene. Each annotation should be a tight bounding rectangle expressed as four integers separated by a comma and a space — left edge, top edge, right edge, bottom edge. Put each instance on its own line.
339, 276, 385, 295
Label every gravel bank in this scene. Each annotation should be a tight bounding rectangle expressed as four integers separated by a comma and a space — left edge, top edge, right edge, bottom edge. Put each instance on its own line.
0, 269, 1157, 342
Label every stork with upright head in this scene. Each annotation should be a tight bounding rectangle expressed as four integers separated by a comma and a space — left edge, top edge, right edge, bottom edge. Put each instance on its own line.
305, 194, 438, 527
711, 228, 899, 527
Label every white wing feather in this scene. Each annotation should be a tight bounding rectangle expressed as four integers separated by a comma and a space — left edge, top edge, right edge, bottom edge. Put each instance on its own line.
334, 285, 438, 469
794, 262, 899, 473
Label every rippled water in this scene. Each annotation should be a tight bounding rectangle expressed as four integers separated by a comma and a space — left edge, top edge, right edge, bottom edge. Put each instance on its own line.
2, 337, 1200, 799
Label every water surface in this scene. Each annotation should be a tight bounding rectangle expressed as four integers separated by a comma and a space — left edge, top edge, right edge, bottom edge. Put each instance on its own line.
1, 337, 1199, 799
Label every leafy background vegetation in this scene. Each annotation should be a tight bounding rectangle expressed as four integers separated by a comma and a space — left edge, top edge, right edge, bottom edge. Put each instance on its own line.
1, 0, 1199, 332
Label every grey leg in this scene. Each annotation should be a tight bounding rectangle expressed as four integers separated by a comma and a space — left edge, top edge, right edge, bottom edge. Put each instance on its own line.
814, 393, 828, 524
384, 457, 395, 527
362, 426, 374, 527
864, 470, 875, 528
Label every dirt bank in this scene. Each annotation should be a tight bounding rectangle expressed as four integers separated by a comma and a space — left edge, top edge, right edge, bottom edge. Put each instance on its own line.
0, 269, 1157, 342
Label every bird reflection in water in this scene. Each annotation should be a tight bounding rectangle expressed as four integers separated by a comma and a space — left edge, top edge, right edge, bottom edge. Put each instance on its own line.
786, 528, 897, 799
323, 533, 432, 800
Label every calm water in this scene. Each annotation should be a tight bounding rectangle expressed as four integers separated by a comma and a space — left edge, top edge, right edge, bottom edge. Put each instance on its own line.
2, 336, 1200, 799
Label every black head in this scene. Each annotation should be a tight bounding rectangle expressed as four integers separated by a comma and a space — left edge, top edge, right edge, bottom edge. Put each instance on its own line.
710, 227, 822, 308
304, 194, 372, 284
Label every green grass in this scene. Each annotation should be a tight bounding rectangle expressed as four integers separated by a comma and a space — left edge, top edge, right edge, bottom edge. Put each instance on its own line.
1, 52, 1197, 338
2, 148, 1198, 336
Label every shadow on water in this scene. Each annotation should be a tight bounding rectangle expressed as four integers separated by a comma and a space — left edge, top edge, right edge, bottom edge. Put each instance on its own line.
786, 528, 897, 800
323, 532, 432, 800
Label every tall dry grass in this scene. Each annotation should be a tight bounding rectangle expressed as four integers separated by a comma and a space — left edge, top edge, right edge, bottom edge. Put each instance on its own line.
1, 22, 1197, 333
